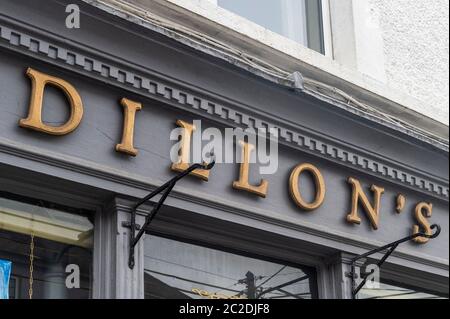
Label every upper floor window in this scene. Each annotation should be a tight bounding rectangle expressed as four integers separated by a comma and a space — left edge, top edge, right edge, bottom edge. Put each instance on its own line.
214, 0, 325, 54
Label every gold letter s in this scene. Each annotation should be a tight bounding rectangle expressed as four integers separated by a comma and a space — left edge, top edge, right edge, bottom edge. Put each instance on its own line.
413, 202, 433, 244
19, 68, 83, 135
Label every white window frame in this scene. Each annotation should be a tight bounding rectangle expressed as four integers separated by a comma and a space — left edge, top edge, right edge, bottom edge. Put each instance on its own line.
321, 0, 333, 58
203, 0, 333, 57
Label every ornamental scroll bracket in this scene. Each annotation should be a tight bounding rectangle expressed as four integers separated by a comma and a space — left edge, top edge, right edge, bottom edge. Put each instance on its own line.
346, 224, 441, 299
122, 157, 215, 269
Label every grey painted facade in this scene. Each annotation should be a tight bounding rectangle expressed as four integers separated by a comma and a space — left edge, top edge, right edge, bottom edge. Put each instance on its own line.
0, 0, 448, 299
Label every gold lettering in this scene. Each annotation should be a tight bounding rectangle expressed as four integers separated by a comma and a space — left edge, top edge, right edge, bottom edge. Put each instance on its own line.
289, 163, 325, 211
171, 120, 210, 180
395, 194, 406, 214
232, 141, 268, 198
413, 202, 433, 244
116, 98, 142, 156
19, 68, 83, 135
346, 177, 385, 230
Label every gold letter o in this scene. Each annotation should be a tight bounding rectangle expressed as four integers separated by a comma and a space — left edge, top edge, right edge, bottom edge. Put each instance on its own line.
289, 163, 326, 211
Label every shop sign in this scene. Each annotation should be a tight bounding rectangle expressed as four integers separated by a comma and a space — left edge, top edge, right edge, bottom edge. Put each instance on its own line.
15, 68, 437, 244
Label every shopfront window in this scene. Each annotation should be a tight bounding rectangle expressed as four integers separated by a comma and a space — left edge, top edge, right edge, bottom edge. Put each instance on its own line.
0, 193, 94, 299
216, 0, 325, 53
144, 235, 318, 299
357, 281, 449, 299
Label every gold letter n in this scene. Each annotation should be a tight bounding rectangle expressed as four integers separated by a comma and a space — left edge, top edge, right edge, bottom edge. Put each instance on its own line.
346, 177, 385, 230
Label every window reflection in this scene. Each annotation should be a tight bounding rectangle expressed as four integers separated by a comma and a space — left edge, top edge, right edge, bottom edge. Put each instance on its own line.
0, 194, 94, 299
358, 282, 448, 299
144, 235, 318, 299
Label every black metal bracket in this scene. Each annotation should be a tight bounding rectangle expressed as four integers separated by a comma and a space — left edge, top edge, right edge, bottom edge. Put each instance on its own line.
122, 158, 215, 269
347, 224, 441, 299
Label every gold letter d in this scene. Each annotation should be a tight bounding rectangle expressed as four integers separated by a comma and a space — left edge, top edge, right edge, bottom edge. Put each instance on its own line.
19, 68, 83, 135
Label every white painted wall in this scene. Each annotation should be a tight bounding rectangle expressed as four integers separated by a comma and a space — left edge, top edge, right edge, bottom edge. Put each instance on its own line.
351, 0, 449, 122
351, 0, 387, 83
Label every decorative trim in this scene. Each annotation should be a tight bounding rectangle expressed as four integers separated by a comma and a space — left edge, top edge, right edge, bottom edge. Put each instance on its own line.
0, 17, 448, 201
99, 198, 145, 298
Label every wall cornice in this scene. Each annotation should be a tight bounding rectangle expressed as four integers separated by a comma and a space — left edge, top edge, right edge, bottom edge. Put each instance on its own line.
0, 16, 448, 201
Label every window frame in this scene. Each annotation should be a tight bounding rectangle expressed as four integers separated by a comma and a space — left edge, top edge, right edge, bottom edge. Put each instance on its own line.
0, 190, 98, 299
0, 168, 103, 299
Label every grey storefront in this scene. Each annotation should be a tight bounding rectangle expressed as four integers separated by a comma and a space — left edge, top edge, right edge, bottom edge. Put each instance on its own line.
0, 0, 448, 299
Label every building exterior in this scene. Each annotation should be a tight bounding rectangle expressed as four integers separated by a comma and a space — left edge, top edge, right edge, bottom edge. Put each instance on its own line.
0, 0, 448, 299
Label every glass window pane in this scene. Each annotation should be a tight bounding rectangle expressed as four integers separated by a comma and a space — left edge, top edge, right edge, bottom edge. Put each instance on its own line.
219, 0, 289, 40
217, 0, 324, 53
305, 0, 324, 53
144, 235, 318, 299
358, 281, 448, 299
0, 194, 94, 299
